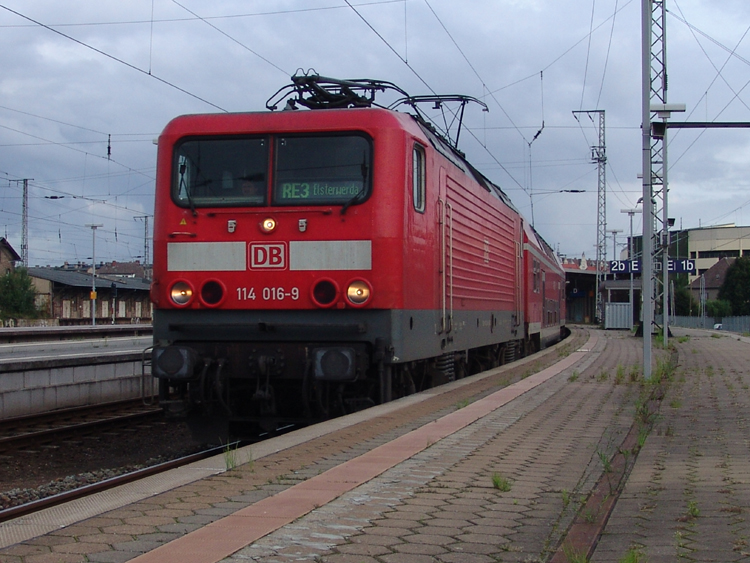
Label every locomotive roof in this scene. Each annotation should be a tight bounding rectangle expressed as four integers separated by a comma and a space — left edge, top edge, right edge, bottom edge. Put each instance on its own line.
163, 106, 518, 212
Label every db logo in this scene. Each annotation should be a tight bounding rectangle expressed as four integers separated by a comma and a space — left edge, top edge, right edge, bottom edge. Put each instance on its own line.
249, 243, 286, 269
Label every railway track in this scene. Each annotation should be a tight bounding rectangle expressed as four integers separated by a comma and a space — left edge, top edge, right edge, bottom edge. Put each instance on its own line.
0, 401, 304, 523
0, 400, 162, 454
0, 444, 232, 524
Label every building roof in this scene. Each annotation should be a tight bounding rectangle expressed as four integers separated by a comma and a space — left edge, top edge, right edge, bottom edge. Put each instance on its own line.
561, 253, 600, 274
28, 267, 151, 291
690, 257, 735, 291
0, 238, 21, 262
97, 261, 146, 278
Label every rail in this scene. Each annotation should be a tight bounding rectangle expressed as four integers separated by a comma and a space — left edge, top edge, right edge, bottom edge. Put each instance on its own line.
0, 443, 235, 524
0, 400, 162, 453
0, 324, 152, 343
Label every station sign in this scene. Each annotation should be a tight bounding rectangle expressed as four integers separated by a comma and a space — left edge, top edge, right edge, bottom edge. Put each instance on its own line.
609, 259, 695, 274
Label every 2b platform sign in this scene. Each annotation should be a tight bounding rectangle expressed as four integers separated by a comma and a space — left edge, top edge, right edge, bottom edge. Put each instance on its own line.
609, 259, 695, 274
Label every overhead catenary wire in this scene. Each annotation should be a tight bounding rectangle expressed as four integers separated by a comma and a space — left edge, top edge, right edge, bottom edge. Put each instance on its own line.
490, 0, 634, 96
342, 0, 531, 198
665, 3, 750, 170
171, 0, 289, 76
0, 4, 227, 112
0, 1, 407, 29
596, 0, 619, 109
579, 0, 597, 110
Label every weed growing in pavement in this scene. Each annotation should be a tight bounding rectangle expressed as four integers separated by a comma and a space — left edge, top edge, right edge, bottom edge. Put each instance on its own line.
596, 369, 609, 382
654, 330, 666, 349
558, 343, 572, 358
568, 370, 580, 382
677, 335, 690, 344
492, 472, 511, 492
597, 448, 613, 473
582, 508, 596, 523
562, 543, 588, 563
705, 365, 714, 378
615, 364, 626, 385
455, 398, 471, 409
711, 333, 723, 339
629, 365, 641, 383
561, 489, 571, 508
618, 547, 645, 563
669, 399, 681, 409
222, 441, 242, 471
637, 426, 650, 449
652, 357, 676, 384
687, 500, 700, 518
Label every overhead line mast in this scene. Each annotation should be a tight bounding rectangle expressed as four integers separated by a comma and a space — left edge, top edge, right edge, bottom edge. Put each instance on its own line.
572, 110, 606, 324
11, 179, 32, 268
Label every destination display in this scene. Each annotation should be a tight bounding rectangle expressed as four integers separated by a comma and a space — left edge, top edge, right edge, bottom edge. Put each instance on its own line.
609, 259, 696, 274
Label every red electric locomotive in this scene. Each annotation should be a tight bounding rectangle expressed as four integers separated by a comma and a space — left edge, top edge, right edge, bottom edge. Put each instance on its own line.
149, 75, 566, 432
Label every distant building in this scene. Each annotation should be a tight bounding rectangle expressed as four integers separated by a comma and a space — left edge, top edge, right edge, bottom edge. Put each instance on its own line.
95, 260, 151, 280
0, 238, 21, 275
689, 257, 735, 303
561, 253, 599, 324
686, 225, 750, 278
28, 267, 152, 325
631, 223, 750, 281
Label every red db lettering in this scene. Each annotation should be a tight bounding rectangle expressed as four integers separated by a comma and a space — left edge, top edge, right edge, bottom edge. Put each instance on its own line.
249, 243, 286, 269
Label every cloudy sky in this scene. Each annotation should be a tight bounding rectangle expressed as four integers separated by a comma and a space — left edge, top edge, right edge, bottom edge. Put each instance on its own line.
0, 0, 748, 267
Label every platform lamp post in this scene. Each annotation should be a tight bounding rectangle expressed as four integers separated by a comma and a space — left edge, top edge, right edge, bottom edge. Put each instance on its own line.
86, 224, 103, 326
621, 208, 642, 329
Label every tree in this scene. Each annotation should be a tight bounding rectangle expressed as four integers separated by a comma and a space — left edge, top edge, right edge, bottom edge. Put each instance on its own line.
718, 256, 750, 316
706, 299, 732, 318
0, 268, 39, 319
674, 286, 699, 316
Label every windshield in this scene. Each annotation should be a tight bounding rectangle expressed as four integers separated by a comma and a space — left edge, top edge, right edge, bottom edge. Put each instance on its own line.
173, 137, 269, 208
273, 135, 371, 205
172, 133, 371, 209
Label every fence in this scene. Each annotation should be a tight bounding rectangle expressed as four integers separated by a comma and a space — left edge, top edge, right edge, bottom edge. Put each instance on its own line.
670, 315, 750, 334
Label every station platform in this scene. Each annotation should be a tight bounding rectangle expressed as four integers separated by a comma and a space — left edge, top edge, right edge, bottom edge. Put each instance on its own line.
0, 326, 747, 562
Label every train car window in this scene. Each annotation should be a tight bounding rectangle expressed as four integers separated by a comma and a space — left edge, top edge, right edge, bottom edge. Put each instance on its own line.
273, 134, 372, 206
172, 137, 269, 208
412, 144, 426, 213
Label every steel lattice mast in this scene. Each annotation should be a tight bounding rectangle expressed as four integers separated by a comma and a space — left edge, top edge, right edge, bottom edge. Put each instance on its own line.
642, 0, 671, 378
573, 110, 606, 324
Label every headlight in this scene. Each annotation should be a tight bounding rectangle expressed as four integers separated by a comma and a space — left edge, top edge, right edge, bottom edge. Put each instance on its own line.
260, 217, 277, 233
346, 280, 372, 306
170, 281, 194, 306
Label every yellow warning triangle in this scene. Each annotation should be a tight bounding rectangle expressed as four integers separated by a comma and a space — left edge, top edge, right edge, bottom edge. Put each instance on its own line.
180, 218, 187, 225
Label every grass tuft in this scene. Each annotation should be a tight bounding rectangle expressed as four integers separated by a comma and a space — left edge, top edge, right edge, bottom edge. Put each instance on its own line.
491, 472, 512, 492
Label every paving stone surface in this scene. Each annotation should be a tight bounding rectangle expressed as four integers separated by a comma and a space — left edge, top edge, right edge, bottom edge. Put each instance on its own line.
0, 331, 589, 563
592, 329, 750, 563
222, 330, 646, 563
9, 327, 750, 563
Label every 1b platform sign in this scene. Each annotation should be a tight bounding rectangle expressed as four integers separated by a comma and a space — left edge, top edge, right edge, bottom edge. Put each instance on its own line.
609, 259, 696, 274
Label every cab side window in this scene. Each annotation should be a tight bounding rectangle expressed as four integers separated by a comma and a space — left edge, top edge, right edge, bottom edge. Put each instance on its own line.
412, 144, 426, 213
